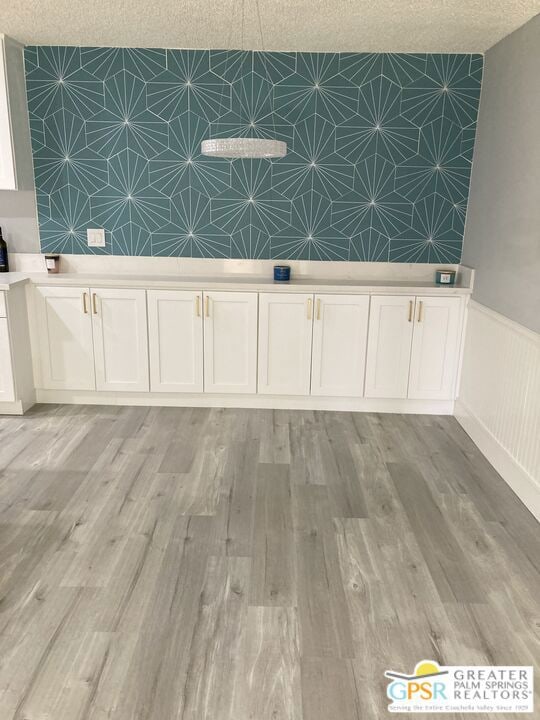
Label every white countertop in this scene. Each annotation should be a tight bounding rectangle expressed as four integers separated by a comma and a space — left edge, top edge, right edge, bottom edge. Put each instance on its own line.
0, 273, 31, 290
0, 271, 472, 295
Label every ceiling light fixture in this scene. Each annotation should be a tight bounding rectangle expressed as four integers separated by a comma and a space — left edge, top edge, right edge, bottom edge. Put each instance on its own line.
201, 0, 287, 159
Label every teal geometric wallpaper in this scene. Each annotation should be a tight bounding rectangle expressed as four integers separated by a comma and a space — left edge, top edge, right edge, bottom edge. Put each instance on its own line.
25, 47, 482, 262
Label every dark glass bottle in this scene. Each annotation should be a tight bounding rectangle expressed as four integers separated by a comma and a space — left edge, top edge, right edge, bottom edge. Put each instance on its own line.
0, 227, 8, 272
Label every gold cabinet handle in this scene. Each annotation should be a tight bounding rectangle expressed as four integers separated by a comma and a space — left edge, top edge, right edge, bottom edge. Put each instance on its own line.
417, 300, 423, 323
92, 293, 98, 315
307, 297, 312, 320
82, 292, 88, 314
195, 295, 201, 317
205, 296, 210, 318
316, 298, 321, 320
408, 300, 413, 322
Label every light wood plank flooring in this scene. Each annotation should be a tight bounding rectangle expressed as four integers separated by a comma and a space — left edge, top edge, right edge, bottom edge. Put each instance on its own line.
0, 405, 538, 719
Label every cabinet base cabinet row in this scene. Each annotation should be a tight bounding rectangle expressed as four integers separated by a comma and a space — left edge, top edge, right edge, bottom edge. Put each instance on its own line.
32, 287, 464, 402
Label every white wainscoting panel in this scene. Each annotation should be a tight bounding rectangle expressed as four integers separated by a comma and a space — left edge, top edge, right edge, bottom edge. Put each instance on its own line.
455, 300, 540, 519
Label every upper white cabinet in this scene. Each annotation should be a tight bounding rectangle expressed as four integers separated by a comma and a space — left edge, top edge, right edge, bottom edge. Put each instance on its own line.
408, 296, 461, 400
203, 291, 257, 394
311, 294, 369, 397
92, 288, 149, 392
258, 292, 314, 396
0, 35, 33, 190
365, 295, 415, 399
147, 289, 203, 393
34, 286, 96, 391
0, 317, 15, 402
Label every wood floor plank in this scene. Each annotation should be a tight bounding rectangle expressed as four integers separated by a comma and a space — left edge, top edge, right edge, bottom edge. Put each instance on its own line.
157, 407, 208, 474
213, 439, 260, 557
233, 606, 302, 720
59, 417, 120, 473
293, 484, 355, 659
0, 587, 85, 718
27, 469, 89, 512
301, 658, 360, 720
165, 435, 227, 516
82, 631, 140, 720
249, 409, 291, 465
387, 461, 487, 604
288, 412, 326, 486
249, 463, 295, 606
13, 629, 112, 720
178, 555, 250, 720
320, 412, 369, 518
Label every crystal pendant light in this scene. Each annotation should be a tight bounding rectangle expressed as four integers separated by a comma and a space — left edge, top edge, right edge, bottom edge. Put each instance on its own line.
201, 0, 287, 159
201, 137, 286, 158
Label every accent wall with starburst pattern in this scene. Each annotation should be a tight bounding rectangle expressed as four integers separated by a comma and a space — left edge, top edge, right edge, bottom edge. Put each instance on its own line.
24, 47, 482, 262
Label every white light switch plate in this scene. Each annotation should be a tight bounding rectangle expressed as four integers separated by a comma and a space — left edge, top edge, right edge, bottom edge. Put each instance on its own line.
87, 228, 106, 247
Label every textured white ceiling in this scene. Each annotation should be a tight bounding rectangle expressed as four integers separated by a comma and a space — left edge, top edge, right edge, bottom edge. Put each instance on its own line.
1, 0, 539, 52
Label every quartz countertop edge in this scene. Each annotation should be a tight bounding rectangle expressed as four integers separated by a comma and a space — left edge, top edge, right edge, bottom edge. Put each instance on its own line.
0, 273, 32, 290
0, 272, 472, 294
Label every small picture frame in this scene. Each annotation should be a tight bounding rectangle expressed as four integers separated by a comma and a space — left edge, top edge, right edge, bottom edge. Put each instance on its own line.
45, 254, 60, 274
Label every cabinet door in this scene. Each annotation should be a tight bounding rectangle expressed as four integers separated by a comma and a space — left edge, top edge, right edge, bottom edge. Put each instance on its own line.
0, 318, 15, 401
34, 286, 95, 390
91, 288, 149, 392
408, 296, 462, 400
203, 291, 257, 394
311, 294, 369, 397
258, 293, 313, 396
365, 295, 415, 399
147, 290, 203, 393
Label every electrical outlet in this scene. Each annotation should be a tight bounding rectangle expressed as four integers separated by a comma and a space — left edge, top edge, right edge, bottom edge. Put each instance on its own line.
87, 228, 106, 247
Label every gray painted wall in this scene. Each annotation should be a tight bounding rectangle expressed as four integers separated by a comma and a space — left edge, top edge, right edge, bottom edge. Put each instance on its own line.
462, 14, 540, 334
0, 190, 40, 253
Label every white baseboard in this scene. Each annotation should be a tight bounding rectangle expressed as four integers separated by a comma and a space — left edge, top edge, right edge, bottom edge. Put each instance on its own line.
455, 398, 540, 522
34, 388, 454, 415
0, 399, 29, 415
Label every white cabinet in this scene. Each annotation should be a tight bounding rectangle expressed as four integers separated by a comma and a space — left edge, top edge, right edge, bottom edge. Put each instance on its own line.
408, 296, 461, 400
31, 283, 464, 408
34, 286, 149, 393
0, 318, 15, 401
92, 289, 149, 392
0, 35, 33, 190
147, 290, 203, 393
365, 295, 415, 399
203, 291, 257, 394
258, 293, 314, 396
149, 289, 257, 395
34, 286, 96, 390
365, 294, 462, 400
311, 294, 369, 397
0, 285, 34, 412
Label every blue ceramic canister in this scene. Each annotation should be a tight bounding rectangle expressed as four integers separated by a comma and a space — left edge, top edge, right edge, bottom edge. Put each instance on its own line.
274, 265, 291, 282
